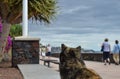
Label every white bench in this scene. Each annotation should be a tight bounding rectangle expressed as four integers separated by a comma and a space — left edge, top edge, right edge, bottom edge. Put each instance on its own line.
40, 59, 58, 67
18, 64, 60, 79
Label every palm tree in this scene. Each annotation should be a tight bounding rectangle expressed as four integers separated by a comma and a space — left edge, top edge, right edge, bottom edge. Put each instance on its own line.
0, 0, 57, 58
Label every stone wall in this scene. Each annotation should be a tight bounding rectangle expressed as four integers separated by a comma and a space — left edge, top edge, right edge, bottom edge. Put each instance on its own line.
12, 37, 40, 67
51, 53, 115, 63
81, 53, 114, 63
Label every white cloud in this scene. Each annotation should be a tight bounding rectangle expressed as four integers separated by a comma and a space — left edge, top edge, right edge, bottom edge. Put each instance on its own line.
61, 5, 90, 15
28, 0, 120, 51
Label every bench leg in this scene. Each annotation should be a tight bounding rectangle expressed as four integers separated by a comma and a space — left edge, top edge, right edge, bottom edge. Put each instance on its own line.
44, 61, 50, 67
44, 61, 46, 65
48, 62, 50, 67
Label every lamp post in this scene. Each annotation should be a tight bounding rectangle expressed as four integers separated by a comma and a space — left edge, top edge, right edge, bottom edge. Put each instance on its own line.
22, 0, 28, 36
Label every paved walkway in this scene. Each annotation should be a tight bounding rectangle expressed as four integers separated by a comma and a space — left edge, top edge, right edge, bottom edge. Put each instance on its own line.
85, 61, 120, 79
19, 56, 120, 79
39, 57, 120, 79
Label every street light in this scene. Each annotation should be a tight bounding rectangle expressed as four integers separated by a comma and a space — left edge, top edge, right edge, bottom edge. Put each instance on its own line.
22, 0, 28, 36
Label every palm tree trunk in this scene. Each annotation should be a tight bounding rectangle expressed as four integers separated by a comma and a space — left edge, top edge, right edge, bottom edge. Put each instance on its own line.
0, 22, 11, 62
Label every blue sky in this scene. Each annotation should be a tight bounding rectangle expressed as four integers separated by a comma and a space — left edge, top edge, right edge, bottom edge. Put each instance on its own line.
28, 0, 120, 51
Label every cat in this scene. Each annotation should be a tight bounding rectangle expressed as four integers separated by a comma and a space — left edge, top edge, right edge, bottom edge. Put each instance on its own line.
59, 44, 102, 79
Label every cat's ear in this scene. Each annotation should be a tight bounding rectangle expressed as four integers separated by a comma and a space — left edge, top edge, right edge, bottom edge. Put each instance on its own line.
61, 44, 67, 50
76, 46, 81, 50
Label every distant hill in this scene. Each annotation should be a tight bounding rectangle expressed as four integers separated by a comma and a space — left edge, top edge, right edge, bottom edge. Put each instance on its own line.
51, 46, 100, 53
51, 47, 61, 53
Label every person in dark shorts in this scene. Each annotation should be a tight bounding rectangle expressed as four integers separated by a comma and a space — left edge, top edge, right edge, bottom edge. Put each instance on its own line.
46, 44, 51, 59
101, 38, 111, 65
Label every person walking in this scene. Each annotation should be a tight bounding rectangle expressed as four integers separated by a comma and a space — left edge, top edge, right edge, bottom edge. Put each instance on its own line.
41, 46, 46, 59
101, 38, 111, 65
112, 40, 120, 65
46, 44, 51, 59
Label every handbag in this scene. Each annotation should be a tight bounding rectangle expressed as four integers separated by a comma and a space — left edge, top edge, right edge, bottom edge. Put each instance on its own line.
101, 45, 104, 52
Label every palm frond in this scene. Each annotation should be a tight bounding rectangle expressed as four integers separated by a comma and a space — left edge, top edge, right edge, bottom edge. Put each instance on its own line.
0, 0, 57, 24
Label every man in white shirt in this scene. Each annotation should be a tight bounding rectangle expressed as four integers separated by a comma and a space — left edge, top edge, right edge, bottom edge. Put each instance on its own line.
46, 44, 51, 59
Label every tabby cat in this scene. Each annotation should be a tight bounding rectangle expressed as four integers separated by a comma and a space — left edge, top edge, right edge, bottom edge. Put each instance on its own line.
59, 44, 102, 79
